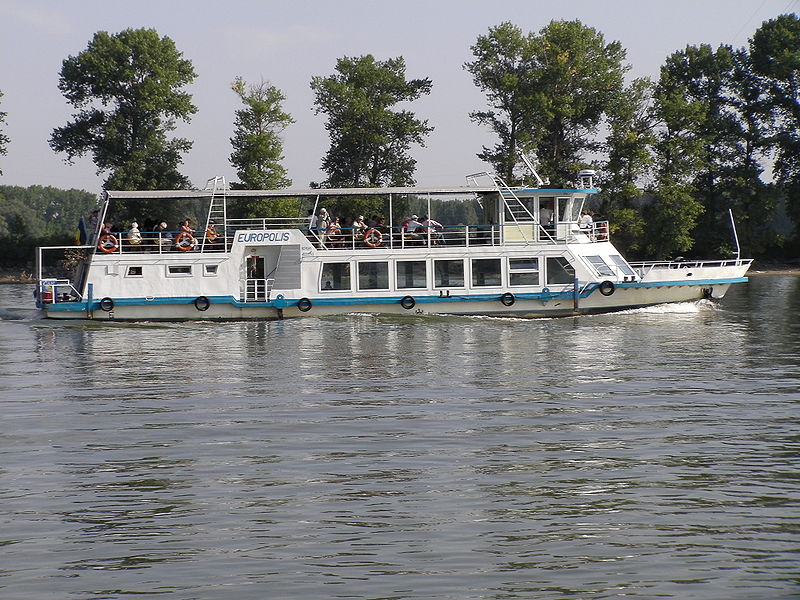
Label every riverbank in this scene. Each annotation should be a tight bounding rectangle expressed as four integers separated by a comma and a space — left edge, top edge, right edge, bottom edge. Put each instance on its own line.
0, 268, 34, 284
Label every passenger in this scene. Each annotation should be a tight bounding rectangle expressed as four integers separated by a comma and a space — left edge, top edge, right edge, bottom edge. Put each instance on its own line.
421, 215, 444, 245
318, 208, 331, 245
89, 209, 101, 237
205, 221, 220, 248
353, 215, 367, 242
175, 219, 197, 251
540, 203, 554, 230
154, 221, 171, 248
127, 221, 143, 251
579, 211, 593, 230
326, 216, 342, 248
405, 214, 423, 245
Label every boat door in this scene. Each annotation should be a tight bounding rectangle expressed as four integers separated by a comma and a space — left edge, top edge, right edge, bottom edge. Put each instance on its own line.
244, 254, 267, 301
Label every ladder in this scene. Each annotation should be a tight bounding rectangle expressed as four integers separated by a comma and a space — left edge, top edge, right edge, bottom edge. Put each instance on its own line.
467, 171, 541, 244
202, 176, 228, 252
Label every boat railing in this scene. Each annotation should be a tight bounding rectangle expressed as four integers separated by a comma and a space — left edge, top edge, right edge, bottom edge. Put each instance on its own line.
243, 278, 274, 302
83, 220, 612, 255
628, 258, 754, 278
35, 278, 83, 307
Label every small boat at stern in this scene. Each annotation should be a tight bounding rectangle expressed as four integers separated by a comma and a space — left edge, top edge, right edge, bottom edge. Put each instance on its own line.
34, 172, 752, 321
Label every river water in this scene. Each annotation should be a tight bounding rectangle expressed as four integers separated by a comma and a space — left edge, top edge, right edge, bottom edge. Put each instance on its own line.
0, 274, 798, 600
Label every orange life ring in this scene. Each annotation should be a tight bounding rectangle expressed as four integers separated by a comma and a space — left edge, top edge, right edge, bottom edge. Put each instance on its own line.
97, 233, 118, 253
175, 231, 197, 251
363, 228, 383, 248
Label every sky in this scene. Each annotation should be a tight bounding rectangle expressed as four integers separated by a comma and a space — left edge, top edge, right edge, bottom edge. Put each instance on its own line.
0, 0, 797, 196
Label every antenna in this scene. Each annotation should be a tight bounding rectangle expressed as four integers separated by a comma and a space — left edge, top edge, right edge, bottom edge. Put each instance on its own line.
518, 152, 545, 187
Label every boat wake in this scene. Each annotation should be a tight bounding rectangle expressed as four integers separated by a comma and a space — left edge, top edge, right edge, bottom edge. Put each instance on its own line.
615, 299, 718, 316
0, 306, 43, 321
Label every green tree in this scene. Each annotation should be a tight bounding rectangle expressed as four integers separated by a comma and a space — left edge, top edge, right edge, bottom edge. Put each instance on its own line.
651, 43, 776, 257
228, 77, 297, 219
466, 20, 628, 186
750, 14, 800, 234
599, 77, 655, 256
0, 90, 8, 175
311, 55, 433, 188
230, 77, 294, 190
464, 22, 535, 183
50, 28, 197, 191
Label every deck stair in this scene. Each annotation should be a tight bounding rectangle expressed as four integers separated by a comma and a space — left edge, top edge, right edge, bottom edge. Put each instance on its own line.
202, 176, 228, 252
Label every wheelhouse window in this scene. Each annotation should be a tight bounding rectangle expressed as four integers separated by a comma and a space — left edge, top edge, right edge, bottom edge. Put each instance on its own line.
321, 262, 351, 291
167, 265, 192, 277
546, 256, 575, 285
396, 260, 427, 289
434, 259, 464, 288
358, 261, 389, 290
509, 257, 539, 286
585, 255, 614, 277
126, 266, 143, 277
610, 255, 636, 278
472, 258, 502, 287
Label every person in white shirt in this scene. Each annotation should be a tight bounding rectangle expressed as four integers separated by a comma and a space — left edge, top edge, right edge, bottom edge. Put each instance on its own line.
579, 211, 594, 230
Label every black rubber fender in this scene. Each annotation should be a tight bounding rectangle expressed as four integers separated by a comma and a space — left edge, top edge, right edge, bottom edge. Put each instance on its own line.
99, 297, 115, 312
500, 292, 516, 307
598, 280, 616, 296
297, 297, 313, 312
400, 295, 416, 310
194, 296, 211, 311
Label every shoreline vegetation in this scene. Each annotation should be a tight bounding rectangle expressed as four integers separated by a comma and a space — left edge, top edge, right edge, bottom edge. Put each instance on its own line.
2, 262, 798, 285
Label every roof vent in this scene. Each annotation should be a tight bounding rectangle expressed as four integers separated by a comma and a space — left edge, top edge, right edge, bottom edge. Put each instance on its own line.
577, 170, 596, 189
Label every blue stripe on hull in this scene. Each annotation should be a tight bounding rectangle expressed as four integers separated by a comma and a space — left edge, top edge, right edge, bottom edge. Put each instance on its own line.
44, 276, 748, 314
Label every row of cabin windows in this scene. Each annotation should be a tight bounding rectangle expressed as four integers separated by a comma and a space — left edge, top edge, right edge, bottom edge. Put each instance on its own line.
125, 265, 218, 277
321, 257, 576, 292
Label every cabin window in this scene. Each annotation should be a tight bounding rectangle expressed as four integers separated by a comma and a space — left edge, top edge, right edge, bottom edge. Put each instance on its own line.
546, 257, 575, 285
321, 262, 351, 291
396, 260, 427, 289
610, 255, 636, 277
126, 266, 143, 277
204, 264, 219, 276
472, 258, 502, 287
585, 255, 615, 277
434, 259, 464, 287
167, 265, 192, 276
509, 257, 539, 286
358, 261, 389, 290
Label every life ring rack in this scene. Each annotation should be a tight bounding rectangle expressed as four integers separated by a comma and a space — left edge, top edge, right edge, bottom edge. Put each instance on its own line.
97, 234, 118, 253
363, 228, 383, 248
175, 231, 197, 251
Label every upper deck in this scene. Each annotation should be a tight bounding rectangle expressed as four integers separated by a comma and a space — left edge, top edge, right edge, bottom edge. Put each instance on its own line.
97, 182, 604, 255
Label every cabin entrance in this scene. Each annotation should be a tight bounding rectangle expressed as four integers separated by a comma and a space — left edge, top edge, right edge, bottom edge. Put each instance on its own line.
244, 254, 269, 301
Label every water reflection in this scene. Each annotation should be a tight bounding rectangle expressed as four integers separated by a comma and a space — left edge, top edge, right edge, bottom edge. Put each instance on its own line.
0, 279, 799, 599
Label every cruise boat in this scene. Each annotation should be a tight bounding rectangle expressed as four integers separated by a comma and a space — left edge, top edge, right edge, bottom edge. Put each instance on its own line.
34, 171, 752, 320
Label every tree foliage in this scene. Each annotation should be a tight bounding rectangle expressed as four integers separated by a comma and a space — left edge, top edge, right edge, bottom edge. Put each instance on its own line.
50, 28, 197, 191
466, 20, 628, 186
0, 185, 97, 266
750, 14, 800, 231
0, 90, 8, 175
229, 76, 294, 190
311, 55, 433, 189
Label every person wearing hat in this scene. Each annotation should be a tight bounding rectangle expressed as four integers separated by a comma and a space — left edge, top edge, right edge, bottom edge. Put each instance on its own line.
127, 221, 142, 250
